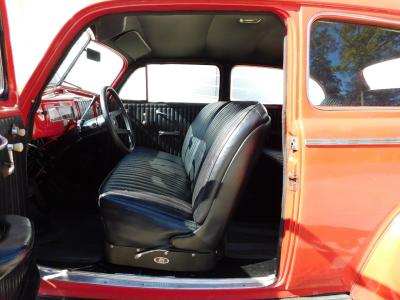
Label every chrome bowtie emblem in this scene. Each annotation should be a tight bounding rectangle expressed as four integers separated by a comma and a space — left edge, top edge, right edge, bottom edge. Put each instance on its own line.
154, 257, 169, 264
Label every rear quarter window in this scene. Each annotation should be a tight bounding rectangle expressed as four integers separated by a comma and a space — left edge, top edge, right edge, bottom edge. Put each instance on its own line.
230, 66, 284, 105
309, 20, 400, 107
230, 66, 321, 105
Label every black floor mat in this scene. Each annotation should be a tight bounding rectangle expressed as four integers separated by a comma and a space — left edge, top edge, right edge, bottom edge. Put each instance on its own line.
36, 217, 277, 278
225, 222, 279, 260
36, 213, 104, 265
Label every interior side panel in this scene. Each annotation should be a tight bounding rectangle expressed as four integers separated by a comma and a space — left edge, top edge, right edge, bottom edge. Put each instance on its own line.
0, 257, 37, 300
0, 116, 37, 299
125, 102, 206, 155
0, 117, 27, 215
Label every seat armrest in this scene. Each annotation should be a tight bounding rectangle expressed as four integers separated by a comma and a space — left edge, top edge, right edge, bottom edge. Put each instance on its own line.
0, 215, 33, 280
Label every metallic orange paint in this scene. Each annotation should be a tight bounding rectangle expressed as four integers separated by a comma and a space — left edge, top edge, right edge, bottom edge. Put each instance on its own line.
351, 211, 400, 300
292, 6, 400, 296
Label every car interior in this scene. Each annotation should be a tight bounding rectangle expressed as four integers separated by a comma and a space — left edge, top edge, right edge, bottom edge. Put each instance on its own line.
27, 12, 286, 280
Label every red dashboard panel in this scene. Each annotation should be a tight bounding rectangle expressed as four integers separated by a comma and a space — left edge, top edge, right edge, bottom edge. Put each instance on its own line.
33, 86, 100, 140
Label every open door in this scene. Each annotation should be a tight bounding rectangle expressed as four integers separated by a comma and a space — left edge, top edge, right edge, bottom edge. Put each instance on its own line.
0, 1, 39, 299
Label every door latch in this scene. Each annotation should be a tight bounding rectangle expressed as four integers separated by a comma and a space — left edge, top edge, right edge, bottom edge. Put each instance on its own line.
289, 137, 299, 151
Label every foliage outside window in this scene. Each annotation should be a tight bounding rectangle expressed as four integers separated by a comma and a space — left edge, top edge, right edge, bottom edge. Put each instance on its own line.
309, 20, 400, 107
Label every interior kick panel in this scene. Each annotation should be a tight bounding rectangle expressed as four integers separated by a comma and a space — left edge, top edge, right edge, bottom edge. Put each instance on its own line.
33, 86, 100, 140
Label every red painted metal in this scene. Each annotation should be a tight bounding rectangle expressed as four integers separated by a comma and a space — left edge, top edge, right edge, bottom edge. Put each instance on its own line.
18, 0, 295, 121
0, 0, 20, 118
33, 86, 97, 139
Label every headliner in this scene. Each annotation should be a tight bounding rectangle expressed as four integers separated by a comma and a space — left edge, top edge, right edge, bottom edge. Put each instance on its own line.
92, 13, 285, 66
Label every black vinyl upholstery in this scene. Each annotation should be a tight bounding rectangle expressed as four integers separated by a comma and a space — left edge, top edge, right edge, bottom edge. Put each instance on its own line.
125, 102, 206, 155
99, 148, 195, 248
99, 101, 270, 267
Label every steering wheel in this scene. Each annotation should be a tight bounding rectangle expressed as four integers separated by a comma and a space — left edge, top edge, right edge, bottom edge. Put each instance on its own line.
100, 86, 135, 153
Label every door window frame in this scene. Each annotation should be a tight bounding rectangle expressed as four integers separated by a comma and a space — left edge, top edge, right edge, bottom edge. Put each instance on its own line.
306, 11, 400, 111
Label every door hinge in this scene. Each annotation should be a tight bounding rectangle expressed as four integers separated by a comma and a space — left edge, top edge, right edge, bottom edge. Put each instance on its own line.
287, 140, 299, 191
288, 171, 298, 191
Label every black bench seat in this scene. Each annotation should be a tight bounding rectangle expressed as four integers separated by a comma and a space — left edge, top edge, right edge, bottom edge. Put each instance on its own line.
99, 101, 271, 271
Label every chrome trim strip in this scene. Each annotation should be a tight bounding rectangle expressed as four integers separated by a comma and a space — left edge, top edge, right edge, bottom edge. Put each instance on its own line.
305, 138, 400, 146
306, 12, 400, 111
39, 266, 276, 290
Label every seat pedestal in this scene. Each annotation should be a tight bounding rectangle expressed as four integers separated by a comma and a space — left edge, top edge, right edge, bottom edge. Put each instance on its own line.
106, 243, 218, 271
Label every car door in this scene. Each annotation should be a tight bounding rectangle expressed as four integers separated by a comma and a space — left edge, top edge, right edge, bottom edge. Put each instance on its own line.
285, 6, 400, 291
118, 64, 220, 155
0, 1, 39, 299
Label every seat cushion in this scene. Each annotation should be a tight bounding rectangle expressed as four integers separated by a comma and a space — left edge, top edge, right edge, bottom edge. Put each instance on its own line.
99, 147, 195, 248
100, 147, 191, 201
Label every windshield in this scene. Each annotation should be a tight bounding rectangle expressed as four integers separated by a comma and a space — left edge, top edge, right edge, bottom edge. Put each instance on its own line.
49, 30, 124, 93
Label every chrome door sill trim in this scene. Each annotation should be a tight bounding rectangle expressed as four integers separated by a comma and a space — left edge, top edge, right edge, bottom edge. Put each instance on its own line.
39, 265, 276, 290
305, 138, 400, 146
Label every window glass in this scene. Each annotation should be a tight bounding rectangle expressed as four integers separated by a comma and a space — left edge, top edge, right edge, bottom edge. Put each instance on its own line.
231, 66, 284, 104
49, 31, 90, 85
119, 67, 146, 100
309, 20, 400, 107
120, 64, 220, 103
63, 41, 123, 93
363, 58, 400, 90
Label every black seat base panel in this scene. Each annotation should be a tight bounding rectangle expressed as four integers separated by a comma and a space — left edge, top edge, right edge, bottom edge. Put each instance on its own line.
105, 243, 217, 271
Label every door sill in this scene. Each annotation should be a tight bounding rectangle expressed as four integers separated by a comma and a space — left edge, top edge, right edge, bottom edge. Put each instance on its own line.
38, 265, 276, 289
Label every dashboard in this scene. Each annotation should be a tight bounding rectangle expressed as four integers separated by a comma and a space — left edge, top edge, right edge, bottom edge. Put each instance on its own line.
33, 86, 101, 140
